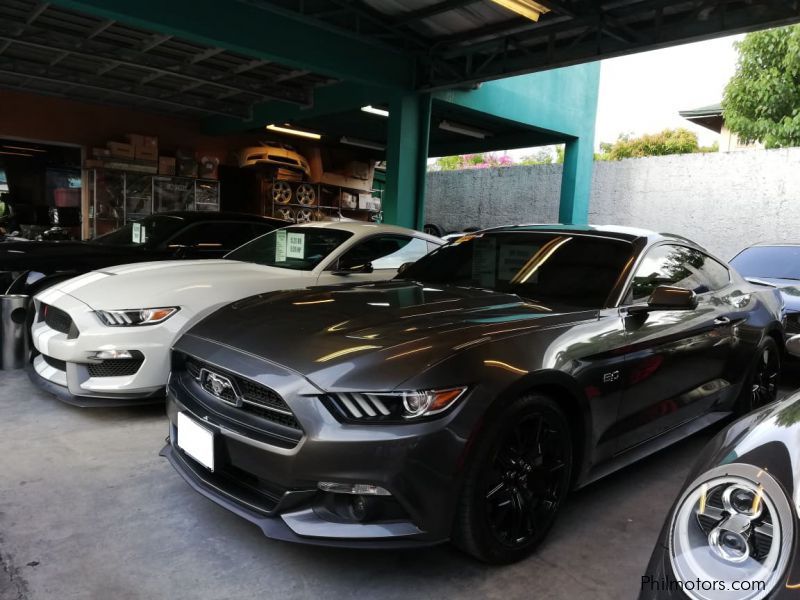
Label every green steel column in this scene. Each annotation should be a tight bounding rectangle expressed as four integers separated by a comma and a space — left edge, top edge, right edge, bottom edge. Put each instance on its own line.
383, 93, 432, 229
559, 137, 594, 225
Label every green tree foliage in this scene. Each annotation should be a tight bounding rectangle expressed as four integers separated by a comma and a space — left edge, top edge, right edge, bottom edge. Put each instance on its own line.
723, 25, 800, 148
597, 129, 701, 160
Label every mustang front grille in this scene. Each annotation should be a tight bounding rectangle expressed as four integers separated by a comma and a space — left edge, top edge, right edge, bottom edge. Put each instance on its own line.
88, 351, 144, 377
41, 304, 78, 338
182, 356, 302, 432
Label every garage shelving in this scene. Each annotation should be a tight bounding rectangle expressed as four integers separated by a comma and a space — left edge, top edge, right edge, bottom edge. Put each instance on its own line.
266, 178, 382, 224
87, 168, 220, 237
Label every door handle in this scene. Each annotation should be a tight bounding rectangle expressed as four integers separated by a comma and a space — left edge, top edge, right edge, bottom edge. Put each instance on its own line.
713, 316, 731, 326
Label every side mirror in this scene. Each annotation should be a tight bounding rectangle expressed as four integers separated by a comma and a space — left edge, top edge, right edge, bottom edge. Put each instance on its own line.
628, 286, 698, 314
397, 262, 414, 277
786, 335, 800, 358
333, 258, 373, 276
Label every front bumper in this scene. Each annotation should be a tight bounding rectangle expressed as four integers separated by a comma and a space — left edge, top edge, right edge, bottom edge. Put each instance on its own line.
162, 347, 474, 547
29, 290, 180, 404
27, 358, 164, 407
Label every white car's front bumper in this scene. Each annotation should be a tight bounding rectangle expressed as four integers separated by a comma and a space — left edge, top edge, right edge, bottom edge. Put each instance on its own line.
29, 290, 178, 406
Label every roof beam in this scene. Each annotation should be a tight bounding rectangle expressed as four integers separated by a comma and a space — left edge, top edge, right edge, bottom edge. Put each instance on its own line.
394, 0, 482, 25
47, 0, 415, 89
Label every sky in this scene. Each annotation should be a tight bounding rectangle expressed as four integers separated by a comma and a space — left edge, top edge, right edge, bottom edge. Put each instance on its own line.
493, 33, 744, 161
594, 34, 743, 149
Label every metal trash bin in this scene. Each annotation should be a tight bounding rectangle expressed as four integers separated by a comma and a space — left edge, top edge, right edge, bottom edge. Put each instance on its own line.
1, 294, 30, 370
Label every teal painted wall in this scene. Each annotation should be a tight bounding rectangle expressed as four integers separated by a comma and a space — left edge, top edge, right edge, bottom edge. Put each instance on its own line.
429, 63, 601, 226
434, 63, 601, 139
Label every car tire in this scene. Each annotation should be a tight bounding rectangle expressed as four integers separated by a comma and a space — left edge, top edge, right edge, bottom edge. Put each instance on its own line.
452, 394, 572, 564
735, 336, 781, 415
423, 223, 443, 237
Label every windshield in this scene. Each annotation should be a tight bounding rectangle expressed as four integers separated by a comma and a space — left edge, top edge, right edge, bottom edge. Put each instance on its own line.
730, 246, 800, 281
225, 226, 353, 271
400, 231, 634, 308
92, 215, 187, 247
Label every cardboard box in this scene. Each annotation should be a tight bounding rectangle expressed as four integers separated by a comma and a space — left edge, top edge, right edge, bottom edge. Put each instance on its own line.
125, 134, 158, 151
135, 146, 158, 161
358, 193, 381, 211
107, 141, 134, 159
158, 156, 176, 176
92, 147, 112, 159
319, 172, 373, 193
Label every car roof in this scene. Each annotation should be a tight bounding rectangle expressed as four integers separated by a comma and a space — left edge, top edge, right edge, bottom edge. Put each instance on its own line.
292, 220, 444, 243
155, 211, 289, 225
480, 223, 702, 247
743, 242, 800, 248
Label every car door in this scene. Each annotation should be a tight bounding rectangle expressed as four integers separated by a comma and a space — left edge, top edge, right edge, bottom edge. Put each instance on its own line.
613, 244, 737, 452
316, 235, 431, 286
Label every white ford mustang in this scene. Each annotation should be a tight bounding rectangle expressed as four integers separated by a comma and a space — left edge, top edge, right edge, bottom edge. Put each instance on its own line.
29, 221, 442, 406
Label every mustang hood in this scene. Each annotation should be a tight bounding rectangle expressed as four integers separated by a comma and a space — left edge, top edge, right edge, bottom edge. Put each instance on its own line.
183, 280, 595, 391
43, 260, 306, 309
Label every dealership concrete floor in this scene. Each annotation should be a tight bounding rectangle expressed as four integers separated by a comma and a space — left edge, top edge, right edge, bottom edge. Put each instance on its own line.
2, 370, 798, 600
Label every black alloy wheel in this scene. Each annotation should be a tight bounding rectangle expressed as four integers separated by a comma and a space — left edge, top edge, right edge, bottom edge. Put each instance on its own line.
453, 395, 572, 564
737, 337, 781, 415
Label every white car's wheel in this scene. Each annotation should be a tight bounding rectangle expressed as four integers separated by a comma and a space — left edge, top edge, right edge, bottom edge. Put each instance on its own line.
295, 208, 313, 223
296, 183, 317, 206
271, 181, 292, 204
276, 207, 295, 222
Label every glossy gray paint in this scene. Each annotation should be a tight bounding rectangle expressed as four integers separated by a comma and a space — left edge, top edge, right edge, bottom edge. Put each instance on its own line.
164, 225, 785, 547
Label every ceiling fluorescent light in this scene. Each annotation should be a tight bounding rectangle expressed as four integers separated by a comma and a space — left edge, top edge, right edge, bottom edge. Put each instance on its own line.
266, 124, 321, 139
361, 105, 390, 117
489, 0, 550, 22
438, 120, 489, 139
0, 150, 34, 157
340, 136, 386, 152
3, 145, 47, 153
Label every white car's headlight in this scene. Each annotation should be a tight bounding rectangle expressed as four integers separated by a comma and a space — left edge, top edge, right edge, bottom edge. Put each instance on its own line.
96, 307, 179, 326
669, 463, 794, 600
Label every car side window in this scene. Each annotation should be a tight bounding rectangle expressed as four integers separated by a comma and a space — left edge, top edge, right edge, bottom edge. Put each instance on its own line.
626, 245, 724, 303
338, 235, 429, 270
167, 222, 260, 251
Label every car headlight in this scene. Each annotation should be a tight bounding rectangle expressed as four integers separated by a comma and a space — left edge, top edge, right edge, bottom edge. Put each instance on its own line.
669, 463, 793, 600
324, 387, 468, 422
96, 307, 179, 326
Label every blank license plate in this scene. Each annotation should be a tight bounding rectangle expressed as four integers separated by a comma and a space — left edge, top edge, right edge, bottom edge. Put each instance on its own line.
177, 412, 215, 471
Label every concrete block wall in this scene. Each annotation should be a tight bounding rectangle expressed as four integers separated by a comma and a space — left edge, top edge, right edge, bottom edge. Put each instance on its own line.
425, 148, 800, 260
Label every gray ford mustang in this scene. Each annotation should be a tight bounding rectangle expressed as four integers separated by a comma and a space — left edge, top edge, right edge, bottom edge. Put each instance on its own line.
160, 225, 784, 564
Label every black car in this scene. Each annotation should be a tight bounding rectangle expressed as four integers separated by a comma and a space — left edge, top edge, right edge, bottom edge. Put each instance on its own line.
0, 211, 288, 295
730, 243, 800, 338
161, 225, 784, 564
640, 334, 800, 600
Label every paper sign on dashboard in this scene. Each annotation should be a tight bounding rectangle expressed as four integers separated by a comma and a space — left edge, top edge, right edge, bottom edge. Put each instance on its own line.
286, 232, 305, 259
275, 229, 287, 261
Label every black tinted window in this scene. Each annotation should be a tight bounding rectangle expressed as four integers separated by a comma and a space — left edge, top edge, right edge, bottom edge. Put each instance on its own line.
400, 232, 633, 309
168, 222, 263, 250
731, 246, 800, 281
627, 245, 728, 303
338, 235, 429, 270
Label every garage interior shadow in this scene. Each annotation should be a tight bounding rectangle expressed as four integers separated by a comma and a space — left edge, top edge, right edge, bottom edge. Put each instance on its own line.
1, 368, 798, 600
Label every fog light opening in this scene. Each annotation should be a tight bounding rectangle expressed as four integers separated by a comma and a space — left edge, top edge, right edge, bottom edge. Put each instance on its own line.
317, 481, 391, 496
90, 349, 136, 360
